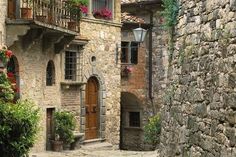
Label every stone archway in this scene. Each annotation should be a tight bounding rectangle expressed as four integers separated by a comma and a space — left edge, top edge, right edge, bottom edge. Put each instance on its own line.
81, 68, 106, 140
120, 92, 143, 150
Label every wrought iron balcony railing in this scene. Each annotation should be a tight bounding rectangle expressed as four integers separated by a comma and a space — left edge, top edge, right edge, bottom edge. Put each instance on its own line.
8, 0, 79, 32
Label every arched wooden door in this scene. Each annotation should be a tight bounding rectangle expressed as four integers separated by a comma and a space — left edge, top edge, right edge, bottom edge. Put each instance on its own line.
85, 77, 99, 140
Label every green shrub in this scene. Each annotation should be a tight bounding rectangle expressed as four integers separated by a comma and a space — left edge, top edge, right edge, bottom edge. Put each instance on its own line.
0, 100, 40, 157
0, 73, 14, 101
144, 114, 161, 147
54, 111, 76, 144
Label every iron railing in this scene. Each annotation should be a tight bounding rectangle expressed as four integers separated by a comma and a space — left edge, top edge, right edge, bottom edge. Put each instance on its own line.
8, 0, 79, 32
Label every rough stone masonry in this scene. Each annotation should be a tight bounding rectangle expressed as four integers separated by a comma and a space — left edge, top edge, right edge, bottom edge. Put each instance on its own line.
160, 0, 236, 156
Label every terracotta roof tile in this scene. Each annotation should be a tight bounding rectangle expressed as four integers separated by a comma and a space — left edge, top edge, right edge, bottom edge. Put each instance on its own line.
121, 12, 145, 23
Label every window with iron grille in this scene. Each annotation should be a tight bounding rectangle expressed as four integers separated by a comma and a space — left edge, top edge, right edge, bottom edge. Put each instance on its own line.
65, 51, 77, 81
129, 112, 140, 127
46, 60, 55, 86
121, 41, 138, 64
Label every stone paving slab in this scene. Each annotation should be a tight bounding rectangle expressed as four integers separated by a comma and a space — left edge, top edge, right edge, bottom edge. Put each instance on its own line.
30, 149, 159, 157
30, 142, 159, 157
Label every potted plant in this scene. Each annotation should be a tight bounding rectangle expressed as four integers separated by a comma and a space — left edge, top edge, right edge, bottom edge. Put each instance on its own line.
21, 0, 32, 19
65, 0, 88, 30
52, 111, 76, 151
93, 7, 112, 20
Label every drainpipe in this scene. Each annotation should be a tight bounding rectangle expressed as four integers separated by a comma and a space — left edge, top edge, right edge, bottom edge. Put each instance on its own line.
137, 5, 155, 115
148, 11, 155, 115
148, 11, 153, 100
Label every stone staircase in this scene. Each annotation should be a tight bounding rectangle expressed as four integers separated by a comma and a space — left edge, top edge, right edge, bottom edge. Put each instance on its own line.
81, 141, 114, 151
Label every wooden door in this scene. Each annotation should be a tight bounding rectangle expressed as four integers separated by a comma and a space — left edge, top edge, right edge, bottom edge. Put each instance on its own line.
85, 77, 99, 140
46, 108, 55, 150
8, 0, 16, 19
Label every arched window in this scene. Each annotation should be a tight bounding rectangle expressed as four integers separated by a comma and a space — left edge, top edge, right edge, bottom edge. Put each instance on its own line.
46, 60, 55, 86
7, 56, 20, 99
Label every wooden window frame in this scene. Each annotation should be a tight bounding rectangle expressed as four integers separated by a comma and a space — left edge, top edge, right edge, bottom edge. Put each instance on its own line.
121, 41, 138, 64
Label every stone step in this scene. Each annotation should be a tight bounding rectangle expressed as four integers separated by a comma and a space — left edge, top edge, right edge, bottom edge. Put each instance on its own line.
81, 140, 113, 150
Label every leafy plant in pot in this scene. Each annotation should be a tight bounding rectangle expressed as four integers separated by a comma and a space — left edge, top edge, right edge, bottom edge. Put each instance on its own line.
65, 0, 88, 30
52, 111, 76, 151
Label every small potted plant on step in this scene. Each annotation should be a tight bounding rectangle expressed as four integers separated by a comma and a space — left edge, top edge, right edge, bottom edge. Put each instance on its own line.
52, 110, 76, 151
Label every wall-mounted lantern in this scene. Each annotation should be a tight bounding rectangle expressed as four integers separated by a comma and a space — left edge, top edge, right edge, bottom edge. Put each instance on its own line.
132, 26, 147, 43
116, 25, 148, 64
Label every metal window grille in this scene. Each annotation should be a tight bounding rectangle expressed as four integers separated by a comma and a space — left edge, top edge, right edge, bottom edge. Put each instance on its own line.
65, 51, 77, 81
129, 112, 140, 127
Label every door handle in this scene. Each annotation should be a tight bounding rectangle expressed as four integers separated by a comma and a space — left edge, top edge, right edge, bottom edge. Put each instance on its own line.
92, 106, 97, 113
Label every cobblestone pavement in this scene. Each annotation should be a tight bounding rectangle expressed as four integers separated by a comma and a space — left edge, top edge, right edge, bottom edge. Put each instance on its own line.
30, 147, 159, 157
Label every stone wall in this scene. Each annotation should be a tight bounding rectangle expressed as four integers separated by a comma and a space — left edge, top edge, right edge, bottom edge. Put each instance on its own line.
80, 18, 121, 146
9, 39, 61, 152
0, 0, 7, 44
160, 0, 236, 156
152, 10, 169, 113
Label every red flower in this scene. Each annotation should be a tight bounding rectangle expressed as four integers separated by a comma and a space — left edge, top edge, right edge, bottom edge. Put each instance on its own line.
5, 50, 13, 58
7, 72, 14, 78
126, 67, 132, 73
80, 5, 88, 14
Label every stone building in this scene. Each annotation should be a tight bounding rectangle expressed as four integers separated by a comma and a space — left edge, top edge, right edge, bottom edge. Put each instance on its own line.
120, 0, 168, 150
160, 0, 236, 156
2, 0, 121, 152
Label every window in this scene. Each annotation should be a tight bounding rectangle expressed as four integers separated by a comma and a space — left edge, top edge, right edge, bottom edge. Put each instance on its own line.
121, 41, 138, 64
65, 51, 77, 81
46, 60, 55, 86
129, 112, 140, 127
121, 42, 129, 63
92, 0, 113, 20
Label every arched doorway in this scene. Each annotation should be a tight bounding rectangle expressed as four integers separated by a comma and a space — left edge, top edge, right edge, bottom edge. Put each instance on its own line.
85, 77, 99, 140
120, 92, 143, 150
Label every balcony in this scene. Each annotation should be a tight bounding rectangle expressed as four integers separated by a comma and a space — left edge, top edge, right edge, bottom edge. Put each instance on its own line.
6, 0, 79, 51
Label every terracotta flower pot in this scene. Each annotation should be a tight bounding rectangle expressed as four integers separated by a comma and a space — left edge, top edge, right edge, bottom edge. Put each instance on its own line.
67, 21, 77, 31
20, 8, 32, 19
51, 140, 63, 152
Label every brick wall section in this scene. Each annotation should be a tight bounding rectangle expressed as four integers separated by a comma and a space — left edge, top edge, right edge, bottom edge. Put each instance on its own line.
80, 19, 121, 146
61, 86, 81, 130
121, 44, 147, 102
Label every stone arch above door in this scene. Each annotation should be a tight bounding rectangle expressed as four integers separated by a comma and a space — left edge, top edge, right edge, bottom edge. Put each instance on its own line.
80, 68, 106, 140
120, 92, 143, 150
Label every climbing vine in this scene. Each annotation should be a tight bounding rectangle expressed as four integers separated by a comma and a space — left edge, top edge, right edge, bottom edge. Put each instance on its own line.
161, 0, 179, 63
